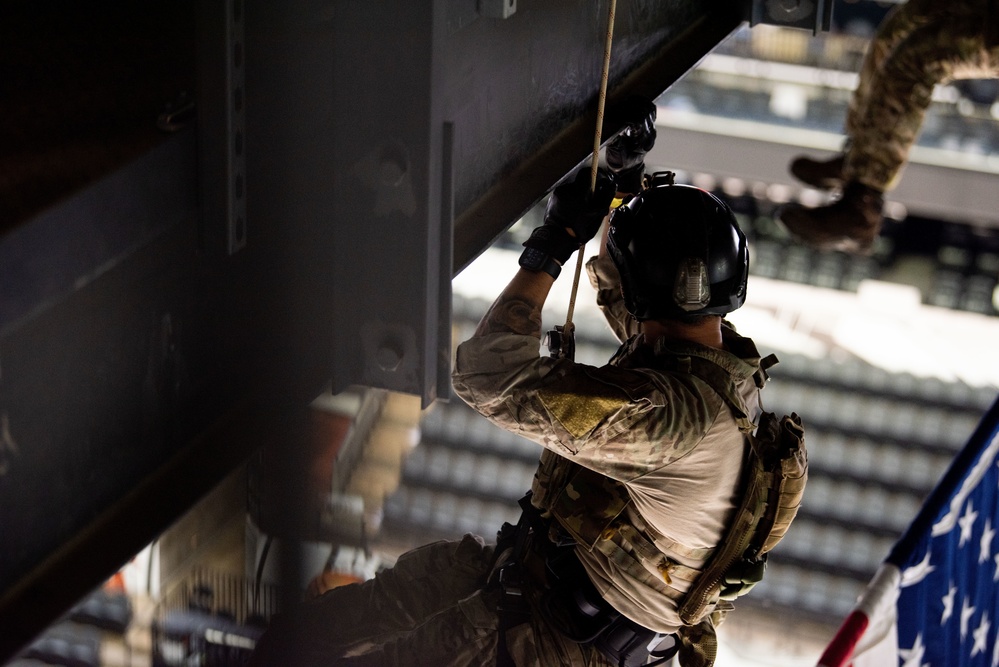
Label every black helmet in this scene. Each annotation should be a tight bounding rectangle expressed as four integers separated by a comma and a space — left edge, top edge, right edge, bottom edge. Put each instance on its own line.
607, 183, 748, 322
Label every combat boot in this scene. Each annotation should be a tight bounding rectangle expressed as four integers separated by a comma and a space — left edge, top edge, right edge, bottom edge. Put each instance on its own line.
789, 154, 845, 191
778, 181, 884, 254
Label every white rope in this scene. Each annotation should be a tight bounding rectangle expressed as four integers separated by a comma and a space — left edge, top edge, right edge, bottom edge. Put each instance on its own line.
563, 0, 617, 334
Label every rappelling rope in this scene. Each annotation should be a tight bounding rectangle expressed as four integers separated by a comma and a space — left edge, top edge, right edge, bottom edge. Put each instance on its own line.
563, 0, 617, 335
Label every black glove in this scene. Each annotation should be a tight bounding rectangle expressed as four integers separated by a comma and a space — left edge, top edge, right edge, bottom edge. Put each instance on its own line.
606, 96, 657, 193
523, 168, 616, 264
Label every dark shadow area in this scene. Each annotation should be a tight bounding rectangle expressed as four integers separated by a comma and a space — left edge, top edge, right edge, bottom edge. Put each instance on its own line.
0, 0, 196, 229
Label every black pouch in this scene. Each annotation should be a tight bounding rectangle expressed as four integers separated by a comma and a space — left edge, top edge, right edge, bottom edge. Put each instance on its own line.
541, 547, 680, 666
540, 547, 619, 643
595, 619, 679, 667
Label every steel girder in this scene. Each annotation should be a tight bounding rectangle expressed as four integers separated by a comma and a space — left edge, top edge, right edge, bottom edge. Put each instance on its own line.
0, 0, 756, 660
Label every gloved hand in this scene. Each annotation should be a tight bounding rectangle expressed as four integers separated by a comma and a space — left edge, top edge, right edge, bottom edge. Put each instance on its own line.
523, 167, 616, 264
606, 96, 657, 193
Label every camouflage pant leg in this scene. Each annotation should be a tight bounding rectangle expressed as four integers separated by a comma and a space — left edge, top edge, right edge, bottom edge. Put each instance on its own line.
845, 0, 942, 139
845, 19, 999, 191
331, 586, 501, 667
248, 534, 495, 666
335, 578, 618, 667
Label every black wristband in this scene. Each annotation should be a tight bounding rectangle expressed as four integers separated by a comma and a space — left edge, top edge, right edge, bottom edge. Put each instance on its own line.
522, 224, 579, 264
519, 247, 562, 279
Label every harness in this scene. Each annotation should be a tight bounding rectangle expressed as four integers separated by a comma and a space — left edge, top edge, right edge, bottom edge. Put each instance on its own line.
667, 354, 808, 629
490, 494, 679, 667
492, 353, 807, 667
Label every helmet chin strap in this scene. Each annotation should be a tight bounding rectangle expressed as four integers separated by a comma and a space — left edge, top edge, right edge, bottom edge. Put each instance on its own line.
548, 0, 618, 362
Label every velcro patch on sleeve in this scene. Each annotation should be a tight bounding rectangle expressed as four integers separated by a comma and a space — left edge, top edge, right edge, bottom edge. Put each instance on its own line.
538, 377, 631, 440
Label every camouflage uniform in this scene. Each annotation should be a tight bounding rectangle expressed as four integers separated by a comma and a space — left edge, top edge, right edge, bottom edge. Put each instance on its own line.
249, 251, 765, 666
844, 0, 999, 191
248, 534, 615, 666
451, 251, 766, 658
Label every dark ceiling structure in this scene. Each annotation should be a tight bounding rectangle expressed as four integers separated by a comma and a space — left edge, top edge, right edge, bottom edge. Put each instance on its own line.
0, 0, 832, 660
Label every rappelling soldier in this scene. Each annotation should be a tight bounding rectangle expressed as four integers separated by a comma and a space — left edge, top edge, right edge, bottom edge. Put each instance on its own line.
249, 100, 805, 667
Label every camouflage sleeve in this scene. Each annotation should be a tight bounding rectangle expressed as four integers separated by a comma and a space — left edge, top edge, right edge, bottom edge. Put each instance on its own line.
586, 253, 639, 343
452, 332, 719, 482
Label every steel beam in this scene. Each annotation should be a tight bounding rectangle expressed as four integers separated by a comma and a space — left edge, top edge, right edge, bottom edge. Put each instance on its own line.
0, 0, 746, 660
450, 2, 745, 273
270, 0, 747, 403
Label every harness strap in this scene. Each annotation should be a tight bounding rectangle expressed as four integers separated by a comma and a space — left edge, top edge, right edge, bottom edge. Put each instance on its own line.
629, 511, 715, 563
496, 495, 685, 667
592, 535, 687, 604
672, 355, 755, 433
494, 494, 544, 667
756, 353, 778, 387
677, 468, 769, 625
614, 524, 703, 586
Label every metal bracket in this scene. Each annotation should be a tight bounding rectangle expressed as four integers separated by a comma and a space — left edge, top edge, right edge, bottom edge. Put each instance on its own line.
479, 0, 516, 20
745, 0, 833, 34
0, 412, 19, 477
197, 0, 248, 256
226, 0, 247, 253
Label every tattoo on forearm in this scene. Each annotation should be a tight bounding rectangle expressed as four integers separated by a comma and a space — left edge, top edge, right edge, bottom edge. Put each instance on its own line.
475, 295, 544, 338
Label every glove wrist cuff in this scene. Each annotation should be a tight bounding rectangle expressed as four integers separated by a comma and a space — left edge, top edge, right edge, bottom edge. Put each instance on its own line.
518, 248, 562, 279
523, 225, 579, 264
612, 163, 646, 195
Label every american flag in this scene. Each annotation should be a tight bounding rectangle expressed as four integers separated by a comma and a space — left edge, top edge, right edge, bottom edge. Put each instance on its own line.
820, 395, 999, 667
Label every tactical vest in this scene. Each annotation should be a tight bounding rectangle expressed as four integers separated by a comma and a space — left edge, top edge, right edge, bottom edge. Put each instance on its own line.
530, 353, 807, 636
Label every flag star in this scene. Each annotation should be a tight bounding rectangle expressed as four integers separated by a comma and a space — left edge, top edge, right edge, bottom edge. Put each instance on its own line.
982, 518, 996, 564
942, 584, 957, 624
993, 628, 999, 667
961, 597, 977, 641
960, 502, 979, 547
995, 553, 999, 582
973, 613, 991, 657
900, 632, 927, 667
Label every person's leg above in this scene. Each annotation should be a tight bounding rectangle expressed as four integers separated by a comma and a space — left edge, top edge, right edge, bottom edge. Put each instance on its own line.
781, 17, 993, 253
789, 0, 940, 190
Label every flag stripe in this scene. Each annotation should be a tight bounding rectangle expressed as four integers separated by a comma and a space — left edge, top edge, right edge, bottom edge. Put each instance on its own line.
817, 610, 869, 667
818, 562, 902, 666
818, 394, 999, 667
